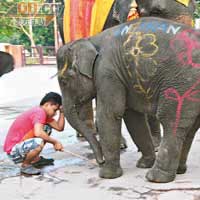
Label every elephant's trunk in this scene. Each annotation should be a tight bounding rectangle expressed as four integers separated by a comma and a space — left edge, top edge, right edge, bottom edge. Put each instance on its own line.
63, 96, 104, 165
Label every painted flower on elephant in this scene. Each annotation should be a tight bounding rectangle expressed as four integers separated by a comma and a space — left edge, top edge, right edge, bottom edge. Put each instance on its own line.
164, 78, 200, 135
170, 29, 200, 68
123, 24, 159, 99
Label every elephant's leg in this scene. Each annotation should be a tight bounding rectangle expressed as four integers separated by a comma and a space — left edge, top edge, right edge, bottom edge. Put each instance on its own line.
146, 124, 186, 183
147, 115, 161, 151
123, 110, 155, 168
145, 96, 200, 183
97, 81, 126, 179
177, 115, 200, 174
94, 98, 127, 149
77, 101, 95, 137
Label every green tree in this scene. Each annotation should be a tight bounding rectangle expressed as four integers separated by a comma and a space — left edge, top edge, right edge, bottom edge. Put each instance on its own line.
194, 0, 200, 19
0, 0, 55, 47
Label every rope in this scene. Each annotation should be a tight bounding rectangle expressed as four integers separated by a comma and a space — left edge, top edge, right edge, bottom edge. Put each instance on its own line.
62, 149, 98, 166
50, 72, 58, 79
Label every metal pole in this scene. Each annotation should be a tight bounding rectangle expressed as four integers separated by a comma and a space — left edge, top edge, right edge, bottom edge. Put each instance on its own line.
53, 0, 58, 53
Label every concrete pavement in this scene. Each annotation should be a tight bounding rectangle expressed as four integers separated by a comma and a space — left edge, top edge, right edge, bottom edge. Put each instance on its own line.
1, 66, 200, 200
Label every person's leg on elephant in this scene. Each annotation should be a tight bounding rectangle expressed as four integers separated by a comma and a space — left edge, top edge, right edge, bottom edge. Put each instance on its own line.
177, 116, 200, 174
123, 109, 155, 168
147, 115, 161, 151
135, 0, 195, 26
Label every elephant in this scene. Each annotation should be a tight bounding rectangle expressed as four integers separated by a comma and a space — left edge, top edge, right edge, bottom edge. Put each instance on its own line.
57, 17, 200, 183
134, 0, 196, 149
0, 51, 14, 77
57, 0, 196, 150
57, 0, 151, 149
136, 0, 195, 26
57, 0, 138, 148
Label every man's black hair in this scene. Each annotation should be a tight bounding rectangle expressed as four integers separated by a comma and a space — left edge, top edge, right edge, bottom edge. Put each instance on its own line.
40, 92, 62, 106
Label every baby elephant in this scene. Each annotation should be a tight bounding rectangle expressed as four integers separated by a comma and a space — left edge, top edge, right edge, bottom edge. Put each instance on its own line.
0, 51, 14, 77
57, 17, 200, 183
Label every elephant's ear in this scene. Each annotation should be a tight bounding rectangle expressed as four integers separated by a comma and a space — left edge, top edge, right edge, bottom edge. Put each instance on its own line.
75, 40, 98, 79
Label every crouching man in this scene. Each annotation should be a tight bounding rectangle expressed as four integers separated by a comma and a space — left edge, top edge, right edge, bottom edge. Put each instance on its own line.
3, 92, 65, 175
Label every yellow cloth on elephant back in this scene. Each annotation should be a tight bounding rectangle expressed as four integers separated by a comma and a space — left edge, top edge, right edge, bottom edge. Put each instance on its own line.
63, 0, 115, 43
90, 0, 115, 36
176, 0, 190, 6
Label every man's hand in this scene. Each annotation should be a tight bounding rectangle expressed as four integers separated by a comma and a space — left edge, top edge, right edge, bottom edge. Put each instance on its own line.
54, 141, 64, 151
59, 105, 64, 113
48, 105, 65, 131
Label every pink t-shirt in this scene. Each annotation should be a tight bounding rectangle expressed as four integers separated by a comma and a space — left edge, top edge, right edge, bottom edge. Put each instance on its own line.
3, 106, 48, 154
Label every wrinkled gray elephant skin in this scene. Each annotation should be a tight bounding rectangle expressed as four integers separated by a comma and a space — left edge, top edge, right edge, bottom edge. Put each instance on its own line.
136, 0, 195, 24
57, 0, 196, 151
134, 0, 196, 149
0, 51, 14, 77
57, 0, 135, 149
57, 17, 200, 183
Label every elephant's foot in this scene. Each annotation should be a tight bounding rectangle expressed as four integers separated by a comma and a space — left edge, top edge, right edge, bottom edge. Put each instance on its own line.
136, 155, 155, 168
177, 164, 187, 174
146, 167, 176, 183
99, 164, 123, 179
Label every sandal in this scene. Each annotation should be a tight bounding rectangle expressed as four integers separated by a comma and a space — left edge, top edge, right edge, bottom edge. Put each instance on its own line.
32, 156, 54, 168
21, 165, 41, 175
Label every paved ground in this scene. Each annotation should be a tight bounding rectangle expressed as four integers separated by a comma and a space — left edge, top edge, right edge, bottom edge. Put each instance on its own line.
1, 66, 200, 200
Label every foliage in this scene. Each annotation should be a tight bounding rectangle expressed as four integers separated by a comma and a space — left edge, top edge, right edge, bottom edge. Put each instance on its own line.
194, 0, 200, 18
34, 23, 55, 46
0, 0, 56, 47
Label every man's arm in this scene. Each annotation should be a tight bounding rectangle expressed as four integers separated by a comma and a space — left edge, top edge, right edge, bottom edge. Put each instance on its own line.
34, 123, 63, 151
48, 108, 65, 131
